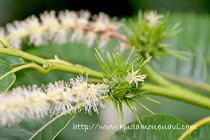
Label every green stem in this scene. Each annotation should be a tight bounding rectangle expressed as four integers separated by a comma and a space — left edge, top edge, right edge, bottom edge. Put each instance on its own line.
163, 73, 210, 93
142, 63, 210, 108
51, 62, 104, 79
142, 64, 171, 86
0, 47, 209, 109
0, 48, 49, 65
144, 84, 210, 109
0, 47, 104, 79
0, 63, 50, 80
0, 37, 14, 48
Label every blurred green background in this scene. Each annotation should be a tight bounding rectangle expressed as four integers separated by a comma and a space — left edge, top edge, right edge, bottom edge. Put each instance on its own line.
0, 0, 209, 140
0, 0, 209, 26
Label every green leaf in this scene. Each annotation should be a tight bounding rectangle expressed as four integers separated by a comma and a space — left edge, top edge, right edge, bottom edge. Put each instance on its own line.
109, 114, 195, 140
0, 113, 76, 140
0, 59, 16, 92
192, 122, 210, 140
0, 54, 24, 65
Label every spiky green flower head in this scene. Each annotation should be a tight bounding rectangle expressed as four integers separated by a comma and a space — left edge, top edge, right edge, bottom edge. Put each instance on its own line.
95, 48, 157, 124
125, 11, 182, 60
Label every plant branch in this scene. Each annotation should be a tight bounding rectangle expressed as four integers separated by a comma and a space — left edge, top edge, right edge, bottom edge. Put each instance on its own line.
142, 64, 171, 86
143, 84, 210, 109
0, 63, 50, 81
163, 73, 210, 93
50, 61, 104, 79
0, 47, 104, 79
0, 37, 14, 48
0, 47, 209, 109
0, 48, 49, 65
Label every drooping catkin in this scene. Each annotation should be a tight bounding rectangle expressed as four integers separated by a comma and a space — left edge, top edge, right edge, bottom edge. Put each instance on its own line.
0, 76, 109, 126
0, 10, 122, 49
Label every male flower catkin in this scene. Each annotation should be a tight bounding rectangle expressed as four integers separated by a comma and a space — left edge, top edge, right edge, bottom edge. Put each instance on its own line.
0, 76, 109, 126
0, 10, 123, 49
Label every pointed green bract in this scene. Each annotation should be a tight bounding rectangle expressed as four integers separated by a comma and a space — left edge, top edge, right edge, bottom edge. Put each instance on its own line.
95, 49, 158, 124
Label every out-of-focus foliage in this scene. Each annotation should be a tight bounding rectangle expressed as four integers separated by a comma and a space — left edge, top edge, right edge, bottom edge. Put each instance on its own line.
0, 113, 75, 140
150, 12, 210, 123
110, 114, 195, 140
0, 59, 16, 92
110, 114, 210, 140
130, 0, 210, 13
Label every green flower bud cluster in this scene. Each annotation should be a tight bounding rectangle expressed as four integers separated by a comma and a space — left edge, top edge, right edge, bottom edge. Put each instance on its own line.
125, 11, 181, 59
95, 49, 157, 124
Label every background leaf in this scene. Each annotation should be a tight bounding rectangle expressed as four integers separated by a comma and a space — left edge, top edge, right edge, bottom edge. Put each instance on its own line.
153, 13, 210, 83
109, 114, 195, 140
0, 59, 16, 92
192, 122, 210, 140
0, 55, 24, 65
0, 113, 75, 140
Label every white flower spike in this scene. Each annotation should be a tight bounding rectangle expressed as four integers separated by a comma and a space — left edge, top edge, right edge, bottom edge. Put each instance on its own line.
0, 76, 109, 126
0, 10, 123, 49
